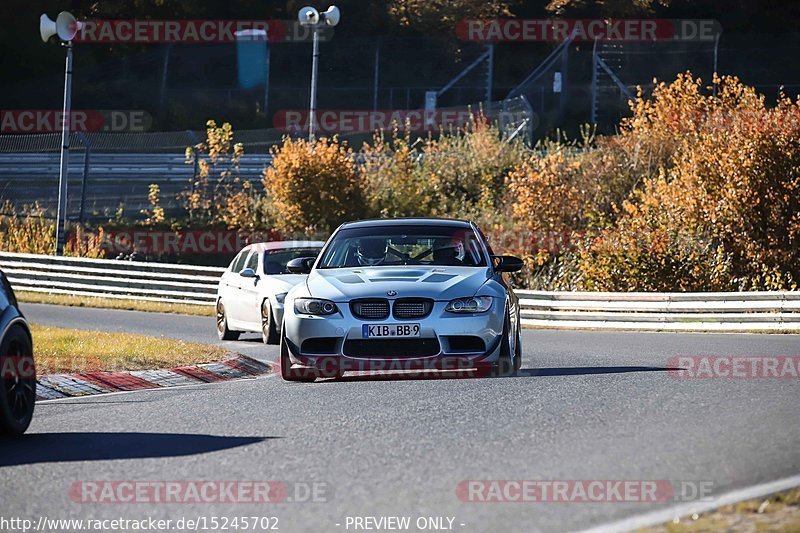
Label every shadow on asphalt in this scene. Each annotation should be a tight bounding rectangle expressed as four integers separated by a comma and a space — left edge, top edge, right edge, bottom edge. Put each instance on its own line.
317, 365, 677, 383
0, 433, 275, 467
516, 366, 678, 377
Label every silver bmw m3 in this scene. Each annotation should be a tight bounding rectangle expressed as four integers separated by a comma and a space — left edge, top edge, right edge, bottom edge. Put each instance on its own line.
279, 218, 524, 381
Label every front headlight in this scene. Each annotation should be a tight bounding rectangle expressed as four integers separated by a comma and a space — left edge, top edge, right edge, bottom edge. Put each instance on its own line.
445, 296, 493, 313
294, 298, 338, 316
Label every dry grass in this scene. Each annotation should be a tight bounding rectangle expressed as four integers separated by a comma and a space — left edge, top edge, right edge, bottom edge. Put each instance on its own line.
17, 291, 214, 317
637, 488, 800, 533
0, 201, 105, 257
31, 323, 226, 374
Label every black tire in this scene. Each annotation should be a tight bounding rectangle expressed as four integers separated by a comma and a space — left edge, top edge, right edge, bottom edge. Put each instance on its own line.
513, 327, 523, 373
280, 330, 316, 382
261, 300, 279, 345
491, 312, 515, 377
216, 300, 240, 341
0, 324, 36, 436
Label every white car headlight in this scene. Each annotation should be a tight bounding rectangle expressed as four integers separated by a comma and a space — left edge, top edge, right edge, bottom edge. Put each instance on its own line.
445, 296, 493, 313
294, 298, 338, 316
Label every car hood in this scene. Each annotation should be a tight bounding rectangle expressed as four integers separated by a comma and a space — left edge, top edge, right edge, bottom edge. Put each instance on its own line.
305, 266, 492, 301
268, 274, 308, 293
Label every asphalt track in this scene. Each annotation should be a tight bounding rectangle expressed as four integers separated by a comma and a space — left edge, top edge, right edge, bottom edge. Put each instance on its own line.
1, 302, 798, 532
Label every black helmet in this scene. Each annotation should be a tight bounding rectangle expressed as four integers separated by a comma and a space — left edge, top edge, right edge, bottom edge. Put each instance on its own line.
356, 238, 388, 266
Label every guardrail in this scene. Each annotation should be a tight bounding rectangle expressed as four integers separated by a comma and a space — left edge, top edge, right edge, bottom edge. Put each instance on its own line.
0, 252, 223, 306
0, 152, 271, 222
2, 252, 798, 331
516, 290, 800, 332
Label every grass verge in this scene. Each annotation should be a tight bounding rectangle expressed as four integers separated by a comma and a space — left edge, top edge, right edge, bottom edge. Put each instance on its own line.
637, 487, 800, 533
31, 323, 227, 374
17, 291, 214, 317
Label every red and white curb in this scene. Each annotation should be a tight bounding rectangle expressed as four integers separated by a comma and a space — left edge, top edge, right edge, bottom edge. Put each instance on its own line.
35, 355, 272, 400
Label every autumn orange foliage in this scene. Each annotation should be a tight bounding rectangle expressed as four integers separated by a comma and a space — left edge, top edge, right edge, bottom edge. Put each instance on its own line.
262, 136, 366, 235
509, 74, 800, 290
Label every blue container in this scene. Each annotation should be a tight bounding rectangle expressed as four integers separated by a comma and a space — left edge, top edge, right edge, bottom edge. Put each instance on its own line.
236, 29, 269, 89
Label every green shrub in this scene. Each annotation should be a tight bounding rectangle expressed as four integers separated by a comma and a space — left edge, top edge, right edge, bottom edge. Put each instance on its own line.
362, 116, 526, 219
183, 120, 256, 230
360, 127, 436, 217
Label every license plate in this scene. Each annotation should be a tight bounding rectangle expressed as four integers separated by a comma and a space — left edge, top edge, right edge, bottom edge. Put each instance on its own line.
362, 323, 420, 338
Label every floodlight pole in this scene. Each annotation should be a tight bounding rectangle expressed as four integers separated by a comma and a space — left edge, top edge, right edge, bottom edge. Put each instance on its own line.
308, 26, 320, 142
55, 41, 74, 255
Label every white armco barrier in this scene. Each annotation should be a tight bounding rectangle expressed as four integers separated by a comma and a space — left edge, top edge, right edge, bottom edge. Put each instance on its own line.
0, 252, 224, 306
517, 290, 800, 332
1, 252, 798, 331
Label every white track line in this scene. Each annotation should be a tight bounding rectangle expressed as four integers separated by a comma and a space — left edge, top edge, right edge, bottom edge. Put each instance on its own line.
576, 474, 800, 533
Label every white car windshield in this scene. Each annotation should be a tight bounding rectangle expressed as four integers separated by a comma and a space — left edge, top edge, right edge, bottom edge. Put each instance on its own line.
318, 225, 487, 268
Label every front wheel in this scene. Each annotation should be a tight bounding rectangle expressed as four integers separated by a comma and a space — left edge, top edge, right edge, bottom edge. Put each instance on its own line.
261, 300, 279, 345
0, 324, 36, 436
491, 312, 516, 377
216, 300, 240, 341
513, 328, 522, 372
280, 331, 317, 382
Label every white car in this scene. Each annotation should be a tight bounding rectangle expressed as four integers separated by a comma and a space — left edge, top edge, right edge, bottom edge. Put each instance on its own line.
216, 241, 325, 344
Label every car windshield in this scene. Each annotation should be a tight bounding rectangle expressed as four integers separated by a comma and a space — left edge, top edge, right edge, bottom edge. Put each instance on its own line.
318, 225, 486, 268
263, 248, 322, 274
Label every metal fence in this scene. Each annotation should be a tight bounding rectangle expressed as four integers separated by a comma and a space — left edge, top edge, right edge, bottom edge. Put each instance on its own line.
3, 252, 799, 331
0, 252, 223, 306
504, 33, 800, 137
517, 290, 800, 332
0, 95, 534, 221
0, 152, 271, 221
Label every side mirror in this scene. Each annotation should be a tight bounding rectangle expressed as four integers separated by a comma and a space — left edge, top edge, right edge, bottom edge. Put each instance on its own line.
492, 255, 524, 273
239, 267, 258, 278
287, 257, 315, 274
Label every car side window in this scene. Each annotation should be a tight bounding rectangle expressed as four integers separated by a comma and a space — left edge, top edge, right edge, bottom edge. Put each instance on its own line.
230, 250, 248, 272
245, 251, 259, 272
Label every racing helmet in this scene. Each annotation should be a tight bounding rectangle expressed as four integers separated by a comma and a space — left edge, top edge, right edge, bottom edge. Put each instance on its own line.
356, 238, 388, 266
432, 237, 466, 263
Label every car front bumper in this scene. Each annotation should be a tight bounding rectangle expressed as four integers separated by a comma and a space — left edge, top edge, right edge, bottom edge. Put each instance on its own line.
282, 299, 505, 372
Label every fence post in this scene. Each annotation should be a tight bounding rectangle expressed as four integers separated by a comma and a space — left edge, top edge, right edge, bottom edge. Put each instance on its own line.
712, 33, 721, 97
185, 130, 200, 222
158, 44, 172, 120
486, 44, 494, 107
559, 39, 568, 117
373, 40, 380, 111
591, 38, 598, 125
76, 132, 91, 224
